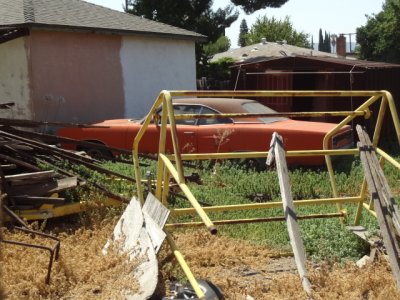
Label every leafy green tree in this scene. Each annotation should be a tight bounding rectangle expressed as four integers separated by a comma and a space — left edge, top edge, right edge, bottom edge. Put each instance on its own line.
356, 0, 400, 63
127, 0, 238, 42
126, 0, 294, 76
199, 36, 231, 78
203, 57, 236, 88
246, 16, 310, 48
231, 0, 289, 14
203, 36, 231, 59
126, 0, 239, 73
238, 19, 249, 47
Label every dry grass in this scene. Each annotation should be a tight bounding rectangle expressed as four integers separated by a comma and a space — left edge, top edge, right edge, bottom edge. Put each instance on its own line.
2, 208, 400, 300
160, 230, 400, 300
0, 206, 4, 300
1, 209, 139, 300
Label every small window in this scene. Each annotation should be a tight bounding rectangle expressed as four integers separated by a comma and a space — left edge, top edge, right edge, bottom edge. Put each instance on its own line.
174, 105, 201, 125
197, 107, 233, 125
242, 102, 287, 124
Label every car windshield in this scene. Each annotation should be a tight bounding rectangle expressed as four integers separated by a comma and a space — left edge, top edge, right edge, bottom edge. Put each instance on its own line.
242, 102, 288, 124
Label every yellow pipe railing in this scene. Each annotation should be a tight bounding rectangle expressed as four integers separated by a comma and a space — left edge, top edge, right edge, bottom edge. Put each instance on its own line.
130, 89, 400, 299
165, 230, 205, 298
167, 149, 358, 161
159, 154, 217, 234
170, 197, 362, 216
132, 89, 400, 231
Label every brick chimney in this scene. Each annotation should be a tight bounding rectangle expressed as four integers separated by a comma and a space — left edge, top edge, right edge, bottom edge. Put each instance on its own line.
336, 34, 346, 57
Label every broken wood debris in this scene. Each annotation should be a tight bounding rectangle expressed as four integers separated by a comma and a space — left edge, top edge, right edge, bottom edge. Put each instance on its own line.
356, 125, 400, 288
267, 132, 313, 297
0, 124, 136, 217
0, 121, 141, 283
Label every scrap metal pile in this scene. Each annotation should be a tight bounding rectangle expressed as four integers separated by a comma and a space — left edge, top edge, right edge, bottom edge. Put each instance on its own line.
0, 113, 137, 283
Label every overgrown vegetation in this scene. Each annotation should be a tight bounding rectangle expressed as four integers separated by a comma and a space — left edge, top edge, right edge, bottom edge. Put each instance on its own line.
77, 153, 400, 264
5, 152, 399, 298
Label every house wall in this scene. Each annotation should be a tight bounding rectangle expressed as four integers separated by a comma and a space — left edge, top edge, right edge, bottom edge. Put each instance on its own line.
0, 37, 31, 119
120, 36, 196, 118
29, 30, 125, 124
28, 30, 197, 124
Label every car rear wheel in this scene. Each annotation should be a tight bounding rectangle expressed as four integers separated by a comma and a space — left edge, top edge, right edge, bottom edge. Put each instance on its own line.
85, 147, 113, 160
236, 157, 266, 171
79, 141, 113, 160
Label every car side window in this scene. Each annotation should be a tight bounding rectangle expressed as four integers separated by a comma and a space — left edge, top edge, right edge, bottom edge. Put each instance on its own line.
173, 105, 201, 125
197, 106, 233, 125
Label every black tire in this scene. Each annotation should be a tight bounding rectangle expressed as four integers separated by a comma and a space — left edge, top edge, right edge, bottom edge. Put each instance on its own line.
236, 157, 266, 171
162, 279, 224, 300
84, 147, 113, 160
196, 279, 224, 300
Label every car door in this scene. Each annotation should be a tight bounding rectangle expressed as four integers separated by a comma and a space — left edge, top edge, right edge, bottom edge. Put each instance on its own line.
195, 106, 235, 153
173, 104, 200, 153
128, 104, 200, 154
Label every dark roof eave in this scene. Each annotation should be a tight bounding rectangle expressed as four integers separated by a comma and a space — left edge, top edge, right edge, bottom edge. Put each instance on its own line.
0, 23, 208, 42
230, 55, 400, 69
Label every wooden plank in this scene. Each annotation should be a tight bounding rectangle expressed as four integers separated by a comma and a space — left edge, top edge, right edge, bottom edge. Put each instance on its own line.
143, 193, 170, 228
356, 125, 400, 288
0, 164, 16, 170
357, 126, 400, 233
0, 152, 41, 172
8, 177, 78, 196
0, 130, 137, 183
11, 196, 65, 205
142, 193, 170, 253
4, 170, 55, 183
357, 127, 400, 230
346, 225, 381, 246
267, 132, 312, 296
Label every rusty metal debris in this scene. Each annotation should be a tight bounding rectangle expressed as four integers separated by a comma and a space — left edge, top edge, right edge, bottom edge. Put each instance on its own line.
0, 120, 144, 284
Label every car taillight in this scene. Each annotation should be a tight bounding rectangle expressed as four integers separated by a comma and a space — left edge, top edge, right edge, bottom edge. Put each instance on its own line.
332, 129, 353, 149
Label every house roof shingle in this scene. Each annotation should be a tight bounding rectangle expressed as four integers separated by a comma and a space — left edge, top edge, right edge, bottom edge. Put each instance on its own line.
0, 0, 205, 41
212, 40, 339, 63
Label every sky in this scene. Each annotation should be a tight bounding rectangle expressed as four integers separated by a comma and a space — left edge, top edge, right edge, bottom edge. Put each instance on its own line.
85, 0, 384, 48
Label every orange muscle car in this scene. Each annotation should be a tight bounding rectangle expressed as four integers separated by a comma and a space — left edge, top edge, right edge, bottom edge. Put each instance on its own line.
58, 98, 353, 166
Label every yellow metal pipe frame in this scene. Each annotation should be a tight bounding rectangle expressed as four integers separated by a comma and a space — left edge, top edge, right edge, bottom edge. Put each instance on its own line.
166, 212, 344, 228
160, 153, 217, 234
174, 110, 367, 120
363, 202, 378, 218
165, 230, 205, 298
169, 90, 386, 97
377, 148, 400, 170
9, 198, 123, 221
170, 197, 362, 216
323, 95, 380, 199
130, 89, 400, 296
167, 149, 358, 161
132, 92, 165, 204
132, 89, 400, 228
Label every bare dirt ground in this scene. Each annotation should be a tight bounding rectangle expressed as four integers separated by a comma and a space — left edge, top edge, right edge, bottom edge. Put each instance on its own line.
1, 211, 400, 300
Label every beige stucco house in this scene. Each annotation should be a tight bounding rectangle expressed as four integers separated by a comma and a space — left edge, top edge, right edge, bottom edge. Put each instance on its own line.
0, 0, 204, 123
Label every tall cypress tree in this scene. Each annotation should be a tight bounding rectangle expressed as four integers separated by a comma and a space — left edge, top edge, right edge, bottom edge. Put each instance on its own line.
324, 31, 331, 53
238, 19, 249, 47
318, 28, 323, 51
